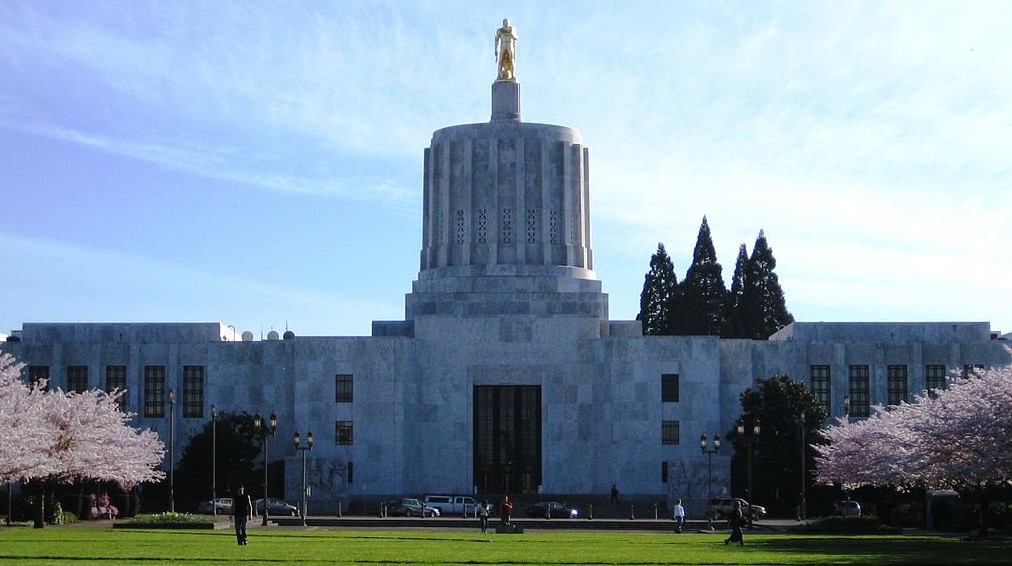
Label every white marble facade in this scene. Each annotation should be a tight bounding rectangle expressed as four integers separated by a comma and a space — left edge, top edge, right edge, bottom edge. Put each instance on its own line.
3, 79, 1009, 517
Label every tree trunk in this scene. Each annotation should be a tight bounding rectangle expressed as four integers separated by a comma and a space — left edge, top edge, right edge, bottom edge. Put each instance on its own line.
978, 492, 990, 538
33, 482, 45, 529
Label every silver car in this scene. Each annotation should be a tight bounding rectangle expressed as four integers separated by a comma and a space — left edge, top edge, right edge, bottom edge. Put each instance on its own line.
196, 497, 233, 514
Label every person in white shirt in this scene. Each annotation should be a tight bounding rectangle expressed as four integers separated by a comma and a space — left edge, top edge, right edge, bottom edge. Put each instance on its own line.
672, 498, 686, 533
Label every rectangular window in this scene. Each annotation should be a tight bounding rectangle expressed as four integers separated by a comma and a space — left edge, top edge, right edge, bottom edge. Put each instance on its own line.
183, 366, 204, 418
848, 365, 870, 418
810, 365, 831, 413
144, 366, 166, 418
67, 366, 88, 393
335, 374, 353, 403
926, 364, 947, 394
661, 461, 669, 483
887, 365, 908, 405
661, 373, 679, 403
336, 420, 354, 445
29, 366, 50, 388
661, 420, 680, 445
347, 461, 354, 484
106, 366, 127, 410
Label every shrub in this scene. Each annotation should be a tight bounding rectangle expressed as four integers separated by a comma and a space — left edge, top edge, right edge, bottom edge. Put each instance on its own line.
130, 512, 213, 525
794, 515, 899, 534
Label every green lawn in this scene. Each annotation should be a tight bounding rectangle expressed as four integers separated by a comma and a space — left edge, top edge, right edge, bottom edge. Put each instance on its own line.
0, 526, 1007, 565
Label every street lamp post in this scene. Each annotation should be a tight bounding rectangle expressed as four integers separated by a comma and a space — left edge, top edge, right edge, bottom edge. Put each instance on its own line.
798, 411, 807, 521
700, 433, 721, 530
211, 404, 219, 519
736, 421, 760, 502
294, 431, 314, 526
168, 389, 175, 513
253, 411, 278, 527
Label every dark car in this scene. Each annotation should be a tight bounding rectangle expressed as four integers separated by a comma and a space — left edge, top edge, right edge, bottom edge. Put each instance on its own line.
834, 500, 861, 516
385, 497, 440, 517
525, 501, 579, 519
710, 497, 766, 520
254, 498, 299, 516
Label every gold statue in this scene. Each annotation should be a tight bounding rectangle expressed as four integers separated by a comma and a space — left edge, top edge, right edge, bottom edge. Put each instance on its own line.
494, 18, 517, 80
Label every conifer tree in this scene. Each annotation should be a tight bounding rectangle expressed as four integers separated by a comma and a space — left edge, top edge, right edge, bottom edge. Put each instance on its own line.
673, 216, 728, 335
637, 243, 679, 335
739, 230, 794, 339
722, 243, 749, 338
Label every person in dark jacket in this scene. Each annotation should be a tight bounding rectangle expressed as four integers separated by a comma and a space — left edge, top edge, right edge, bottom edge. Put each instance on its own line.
724, 501, 744, 546
233, 485, 254, 546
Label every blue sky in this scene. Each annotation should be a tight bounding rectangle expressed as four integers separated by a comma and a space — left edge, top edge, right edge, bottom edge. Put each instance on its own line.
2, 1, 1009, 338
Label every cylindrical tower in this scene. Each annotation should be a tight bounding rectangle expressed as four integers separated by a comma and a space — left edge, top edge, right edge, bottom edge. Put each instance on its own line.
420, 82, 593, 276
400, 68, 607, 326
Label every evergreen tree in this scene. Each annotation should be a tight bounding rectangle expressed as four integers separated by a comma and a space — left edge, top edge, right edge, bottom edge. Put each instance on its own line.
723, 243, 749, 338
637, 243, 679, 335
673, 216, 728, 335
175, 412, 262, 511
739, 230, 794, 339
731, 375, 827, 514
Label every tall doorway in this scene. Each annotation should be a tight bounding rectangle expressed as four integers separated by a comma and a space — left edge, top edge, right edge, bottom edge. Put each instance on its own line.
473, 385, 541, 495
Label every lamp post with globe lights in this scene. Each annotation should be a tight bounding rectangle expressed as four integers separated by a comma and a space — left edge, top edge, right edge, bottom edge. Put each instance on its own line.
700, 433, 720, 529
253, 411, 278, 526
294, 431, 314, 526
736, 421, 760, 503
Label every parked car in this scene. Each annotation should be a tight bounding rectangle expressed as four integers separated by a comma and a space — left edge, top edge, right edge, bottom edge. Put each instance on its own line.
835, 500, 861, 516
385, 497, 440, 517
423, 495, 478, 516
525, 501, 579, 519
710, 497, 766, 520
254, 498, 299, 516
196, 497, 233, 514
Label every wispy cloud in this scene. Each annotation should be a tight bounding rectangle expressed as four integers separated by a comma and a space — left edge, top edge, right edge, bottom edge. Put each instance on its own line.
1, 1, 1009, 334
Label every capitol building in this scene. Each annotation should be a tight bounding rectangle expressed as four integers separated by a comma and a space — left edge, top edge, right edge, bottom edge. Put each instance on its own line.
3, 34, 1008, 516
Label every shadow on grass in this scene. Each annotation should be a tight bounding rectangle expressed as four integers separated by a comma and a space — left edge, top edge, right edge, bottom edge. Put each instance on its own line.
753, 535, 1009, 565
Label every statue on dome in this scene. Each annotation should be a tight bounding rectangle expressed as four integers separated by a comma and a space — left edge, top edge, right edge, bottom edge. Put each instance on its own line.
494, 18, 517, 81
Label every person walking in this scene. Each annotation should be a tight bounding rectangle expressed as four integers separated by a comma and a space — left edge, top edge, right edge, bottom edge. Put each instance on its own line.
500, 495, 513, 525
233, 484, 254, 546
478, 500, 490, 533
672, 498, 685, 534
724, 501, 744, 546
610, 484, 619, 503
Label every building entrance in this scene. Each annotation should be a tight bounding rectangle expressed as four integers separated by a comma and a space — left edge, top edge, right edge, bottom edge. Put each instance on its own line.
473, 385, 541, 495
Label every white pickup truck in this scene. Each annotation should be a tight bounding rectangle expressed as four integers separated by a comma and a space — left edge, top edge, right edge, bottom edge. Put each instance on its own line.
422, 495, 479, 516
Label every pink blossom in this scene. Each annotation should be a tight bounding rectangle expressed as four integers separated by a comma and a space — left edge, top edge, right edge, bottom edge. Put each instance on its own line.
0, 353, 165, 489
816, 356, 1012, 492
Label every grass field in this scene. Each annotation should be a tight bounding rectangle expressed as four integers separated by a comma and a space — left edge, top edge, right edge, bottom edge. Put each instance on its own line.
0, 526, 1008, 565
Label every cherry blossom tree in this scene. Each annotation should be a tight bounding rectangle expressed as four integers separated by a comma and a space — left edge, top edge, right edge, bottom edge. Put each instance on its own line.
0, 353, 165, 526
0, 354, 54, 482
41, 387, 166, 489
816, 359, 1012, 534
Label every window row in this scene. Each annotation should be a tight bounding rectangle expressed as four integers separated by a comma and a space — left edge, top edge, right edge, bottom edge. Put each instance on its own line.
812, 363, 982, 418
28, 364, 206, 419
